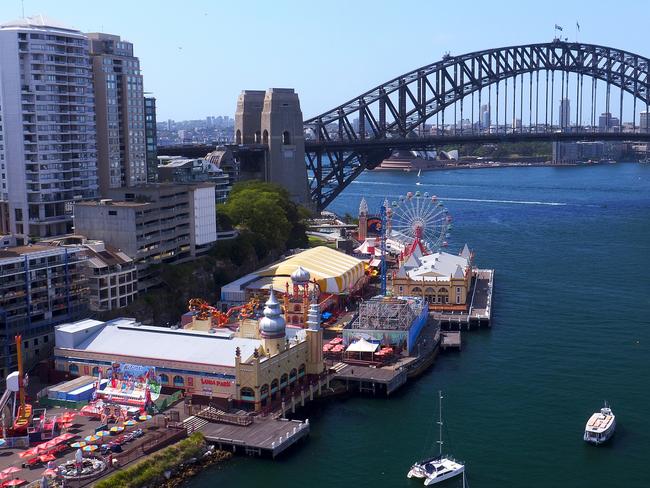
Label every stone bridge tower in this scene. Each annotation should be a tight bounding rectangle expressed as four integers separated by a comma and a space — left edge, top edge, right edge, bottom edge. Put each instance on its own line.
260, 89, 309, 205
235, 90, 265, 145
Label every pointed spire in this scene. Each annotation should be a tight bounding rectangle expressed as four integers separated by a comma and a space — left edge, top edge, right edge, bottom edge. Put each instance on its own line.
460, 243, 471, 259
359, 197, 368, 215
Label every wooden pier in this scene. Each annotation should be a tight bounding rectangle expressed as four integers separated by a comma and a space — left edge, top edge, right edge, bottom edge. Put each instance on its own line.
441, 331, 461, 351
332, 362, 407, 396
195, 410, 310, 458
433, 268, 494, 330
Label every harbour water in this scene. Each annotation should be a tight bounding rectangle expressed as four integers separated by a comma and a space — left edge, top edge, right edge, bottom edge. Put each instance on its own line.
189, 163, 650, 487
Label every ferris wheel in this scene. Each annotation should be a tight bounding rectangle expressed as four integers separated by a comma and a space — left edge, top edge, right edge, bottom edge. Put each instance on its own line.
388, 191, 452, 252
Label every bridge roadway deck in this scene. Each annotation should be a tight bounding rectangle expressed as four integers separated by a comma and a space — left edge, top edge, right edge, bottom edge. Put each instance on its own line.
198, 415, 309, 458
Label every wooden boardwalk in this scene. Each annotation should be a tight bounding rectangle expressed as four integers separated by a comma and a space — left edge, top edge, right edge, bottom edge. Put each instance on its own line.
433, 268, 494, 329
199, 416, 309, 458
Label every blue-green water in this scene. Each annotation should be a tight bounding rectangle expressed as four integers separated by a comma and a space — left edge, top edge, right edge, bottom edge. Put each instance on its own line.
190, 163, 650, 487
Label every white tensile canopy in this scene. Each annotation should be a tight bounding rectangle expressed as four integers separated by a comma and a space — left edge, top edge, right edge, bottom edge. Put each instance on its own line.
346, 338, 380, 353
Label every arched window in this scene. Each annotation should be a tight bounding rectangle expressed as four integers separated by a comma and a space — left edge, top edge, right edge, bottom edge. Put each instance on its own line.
91, 366, 99, 376
254, 130, 261, 143
425, 287, 435, 293
294, 304, 301, 312
280, 373, 289, 387
270, 378, 279, 392
289, 368, 297, 383
159, 373, 169, 384
438, 288, 448, 294
262, 129, 269, 144
282, 131, 291, 145
412, 287, 422, 293
69, 364, 79, 375
173, 375, 184, 387
235, 129, 242, 144
260, 384, 269, 399
298, 364, 306, 377
240, 387, 255, 400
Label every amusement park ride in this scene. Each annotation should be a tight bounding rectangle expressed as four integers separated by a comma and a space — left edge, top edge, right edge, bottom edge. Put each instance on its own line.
373, 190, 453, 295
187, 297, 260, 327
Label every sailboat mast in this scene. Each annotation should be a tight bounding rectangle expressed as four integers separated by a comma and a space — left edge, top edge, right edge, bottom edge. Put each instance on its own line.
437, 390, 443, 457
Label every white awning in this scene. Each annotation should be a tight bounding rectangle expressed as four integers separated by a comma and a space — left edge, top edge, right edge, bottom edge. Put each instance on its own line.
346, 338, 379, 353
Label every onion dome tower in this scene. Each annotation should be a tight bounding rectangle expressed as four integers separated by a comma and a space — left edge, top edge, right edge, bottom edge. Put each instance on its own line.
259, 289, 287, 355
291, 266, 310, 285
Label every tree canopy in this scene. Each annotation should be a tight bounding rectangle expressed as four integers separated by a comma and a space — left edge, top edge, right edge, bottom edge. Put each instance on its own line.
217, 180, 309, 257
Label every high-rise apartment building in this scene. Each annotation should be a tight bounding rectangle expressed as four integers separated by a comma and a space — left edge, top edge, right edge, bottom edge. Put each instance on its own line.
144, 96, 157, 182
480, 104, 490, 130
87, 33, 146, 194
640, 111, 650, 133
0, 16, 98, 240
599, 112, 619, 131
559, 99, 570, 128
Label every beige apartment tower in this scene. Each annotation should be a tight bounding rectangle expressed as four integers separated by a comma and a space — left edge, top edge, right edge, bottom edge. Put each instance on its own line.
88, 33, 146, 195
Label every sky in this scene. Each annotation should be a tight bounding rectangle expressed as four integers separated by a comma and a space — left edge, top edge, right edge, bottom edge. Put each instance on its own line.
1, 0, 649, 121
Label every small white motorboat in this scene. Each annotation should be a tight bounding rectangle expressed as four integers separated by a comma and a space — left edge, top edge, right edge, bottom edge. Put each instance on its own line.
584, 402, 616, 445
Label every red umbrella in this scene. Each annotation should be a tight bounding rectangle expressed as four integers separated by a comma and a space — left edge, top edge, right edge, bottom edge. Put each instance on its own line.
39, 454, 56, 462
42, 468, 58, 477
4, 480, 26, 486
17, 450, 34, 459
1, 467, 22, 475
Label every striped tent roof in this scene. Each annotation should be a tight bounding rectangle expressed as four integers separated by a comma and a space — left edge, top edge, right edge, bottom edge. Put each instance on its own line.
254, 246, 365, 294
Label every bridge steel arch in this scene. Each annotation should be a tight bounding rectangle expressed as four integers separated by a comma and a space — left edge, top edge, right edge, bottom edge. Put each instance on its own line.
304, 41, 650, 209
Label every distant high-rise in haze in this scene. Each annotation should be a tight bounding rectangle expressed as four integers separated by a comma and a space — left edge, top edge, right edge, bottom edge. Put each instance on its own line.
480, 104, 490, 130
559, 99, 570, 128
640, 111, 650, 133
88, 33, 146, 195
598, 112, 619, 131
0, 16, 98, 240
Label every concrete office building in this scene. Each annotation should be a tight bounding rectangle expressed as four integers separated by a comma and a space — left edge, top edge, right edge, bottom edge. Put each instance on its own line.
74, 184, 217, 290
88, 33, 146, 194
144, 96, 157, 182
0, 244, 88, 375
157, 157, 231, 204
0, 16, 98, 240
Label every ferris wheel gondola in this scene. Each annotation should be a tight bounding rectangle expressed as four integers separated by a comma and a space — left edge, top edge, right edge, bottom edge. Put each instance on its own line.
389, 190, 452, 252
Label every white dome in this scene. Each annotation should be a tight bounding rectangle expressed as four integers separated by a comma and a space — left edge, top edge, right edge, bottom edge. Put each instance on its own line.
290, 266, 310, 284
259, 289, 286, 339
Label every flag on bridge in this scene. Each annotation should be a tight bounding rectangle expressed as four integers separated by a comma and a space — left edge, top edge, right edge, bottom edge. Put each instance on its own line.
576, 21, 581, 32
555, 24, 563, 31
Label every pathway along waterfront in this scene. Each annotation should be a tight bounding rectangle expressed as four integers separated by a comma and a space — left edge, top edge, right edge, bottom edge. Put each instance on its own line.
189, 163, 650, 488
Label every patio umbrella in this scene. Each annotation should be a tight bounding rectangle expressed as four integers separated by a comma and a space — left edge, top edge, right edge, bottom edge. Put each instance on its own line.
95, 430, 110, 437
42, 468, 57, 477
84, 435, 99, 442
138, 414, 152, 421
70, 441, 86, 448
17, 450, 35, 459
1, 467, 22, 475
82, 445, 98, 452
3, 479, 26, 486
39, 454, 56, 463
0, 439, 6, 447
58, 433, 75, 441
109, 426, 124, 433
123, 420, 136, 427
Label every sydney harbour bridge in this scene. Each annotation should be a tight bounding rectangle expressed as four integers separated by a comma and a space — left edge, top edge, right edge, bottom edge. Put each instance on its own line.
162, 40, 650, 210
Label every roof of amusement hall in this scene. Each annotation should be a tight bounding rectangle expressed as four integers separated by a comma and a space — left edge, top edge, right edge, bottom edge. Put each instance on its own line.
60, 319, 263, 368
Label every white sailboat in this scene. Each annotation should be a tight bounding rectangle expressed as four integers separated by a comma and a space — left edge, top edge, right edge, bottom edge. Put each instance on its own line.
407, 391, 466, 486
416, 168, 423, 185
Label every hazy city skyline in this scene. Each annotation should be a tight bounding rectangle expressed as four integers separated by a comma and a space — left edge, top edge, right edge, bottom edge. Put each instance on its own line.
1, 0, 648, 120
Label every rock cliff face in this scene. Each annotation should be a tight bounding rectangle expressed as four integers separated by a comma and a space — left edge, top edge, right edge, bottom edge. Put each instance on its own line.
158, 449, 233, 488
